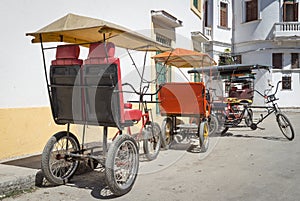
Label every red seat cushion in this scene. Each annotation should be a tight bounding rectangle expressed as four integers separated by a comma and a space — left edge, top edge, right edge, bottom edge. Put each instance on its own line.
84, 57, 116, 64
124, 103, 133, 109
51, 59, 83, 66
84, 42, 116, 64
51, 45, 83, 66
124, 109, 142, 121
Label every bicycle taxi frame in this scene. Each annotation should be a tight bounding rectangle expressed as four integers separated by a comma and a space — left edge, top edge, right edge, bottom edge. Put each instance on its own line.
26, 13, 171, 196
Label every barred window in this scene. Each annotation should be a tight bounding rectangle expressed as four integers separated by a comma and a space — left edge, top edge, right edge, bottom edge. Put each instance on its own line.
234, 55, 242, 64
282, 75, 292, 90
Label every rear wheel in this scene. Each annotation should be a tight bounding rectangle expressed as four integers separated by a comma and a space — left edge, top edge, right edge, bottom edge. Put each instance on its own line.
198, 121, 209, 153
143, 122, 162, 161
245, 108, 253, 127
208, 115, 219, 136
41, 131, 80, 185
276, 113, 295, 141
105, 134, 139, 196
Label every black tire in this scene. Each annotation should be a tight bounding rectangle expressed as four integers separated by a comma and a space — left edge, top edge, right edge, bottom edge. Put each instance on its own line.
105, 134, 139, 196
161, 117, 173, 149
198, 121, 209, 153
276, 113, 295, 141
143, 122, 162, 161
245, 108, 253, 127
209, 115, 219, 136
41, 131, 80, 185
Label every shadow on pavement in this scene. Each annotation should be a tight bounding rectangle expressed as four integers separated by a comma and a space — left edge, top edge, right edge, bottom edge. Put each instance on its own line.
2, 155, 41, 169
220, 132, 287, 141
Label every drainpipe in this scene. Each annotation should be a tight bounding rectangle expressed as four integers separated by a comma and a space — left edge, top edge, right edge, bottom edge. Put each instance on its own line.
231, 0, 235, 56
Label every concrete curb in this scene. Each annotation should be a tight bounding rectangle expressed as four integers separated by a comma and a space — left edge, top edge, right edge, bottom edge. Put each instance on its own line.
0, 164, 38, 198
0, 162, 95, 199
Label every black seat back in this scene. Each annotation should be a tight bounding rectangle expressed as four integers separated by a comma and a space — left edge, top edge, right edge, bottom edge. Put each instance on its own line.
50, 45, 83, 124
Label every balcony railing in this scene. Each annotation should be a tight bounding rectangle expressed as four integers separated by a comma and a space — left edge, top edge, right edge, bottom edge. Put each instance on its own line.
273, 22, 300, 39
204, 27, 212, 40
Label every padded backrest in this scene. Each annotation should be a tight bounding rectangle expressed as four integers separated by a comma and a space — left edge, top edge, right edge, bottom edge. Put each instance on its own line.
83, 42, 125, 127
84, 42, 116, 64
51, 45, 83, 66
158, 82, 206, 116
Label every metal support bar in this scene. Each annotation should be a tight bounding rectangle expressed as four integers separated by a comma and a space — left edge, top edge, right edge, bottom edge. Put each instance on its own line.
68, 153, 105, 166
103, 126, 108, 157
66, 123, 70, 151
81, 124, 86, 152
255, 108, 275, 126
39, 34, 56, 120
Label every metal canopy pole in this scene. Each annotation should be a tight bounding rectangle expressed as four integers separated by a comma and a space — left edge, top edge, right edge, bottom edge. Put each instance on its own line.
39, 34, 56, 121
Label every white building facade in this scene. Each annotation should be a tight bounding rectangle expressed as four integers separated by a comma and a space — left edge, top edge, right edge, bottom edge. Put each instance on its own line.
202, 0, 300, 107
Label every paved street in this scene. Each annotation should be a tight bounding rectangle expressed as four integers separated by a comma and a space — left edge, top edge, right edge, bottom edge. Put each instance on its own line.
4, 112, 300, 201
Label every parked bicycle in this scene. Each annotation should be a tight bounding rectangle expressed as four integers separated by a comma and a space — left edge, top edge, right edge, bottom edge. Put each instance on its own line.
249, 81, 295, 140
219, 81, 295, 141
121, 82, 163, 160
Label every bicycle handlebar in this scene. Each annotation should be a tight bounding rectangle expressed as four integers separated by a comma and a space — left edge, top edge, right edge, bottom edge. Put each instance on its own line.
251, 81, 281, 103
273, 81, 282, 96
122, 82, 162, 96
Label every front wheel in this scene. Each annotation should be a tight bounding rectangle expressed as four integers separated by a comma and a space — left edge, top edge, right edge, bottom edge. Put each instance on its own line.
105, 134, 139, 196
276, 113, 295, 141
198, 121, 209, 153
41, 131, 80, 185
161, 118, 173, 149
143, 122, 162, 161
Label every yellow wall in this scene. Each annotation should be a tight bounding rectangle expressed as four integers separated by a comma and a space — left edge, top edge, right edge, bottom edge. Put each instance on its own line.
0, 107, 78, 161
0, 105, 162, 161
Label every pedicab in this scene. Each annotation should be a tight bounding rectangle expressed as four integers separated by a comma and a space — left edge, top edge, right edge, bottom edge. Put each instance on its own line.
26, 13, 171, 195
188, 64, 295, 141
189, 64, 270, 134
152, 48, 216, 152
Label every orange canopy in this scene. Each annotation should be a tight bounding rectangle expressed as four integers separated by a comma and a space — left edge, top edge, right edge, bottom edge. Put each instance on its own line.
152, 48, 216, 68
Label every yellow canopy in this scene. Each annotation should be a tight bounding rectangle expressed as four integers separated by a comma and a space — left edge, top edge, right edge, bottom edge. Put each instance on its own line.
26, 13, 171, 51
152, 48, 216, 68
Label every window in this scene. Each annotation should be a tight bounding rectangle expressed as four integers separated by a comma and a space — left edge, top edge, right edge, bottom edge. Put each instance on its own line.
155, 34, 172, 83
155, 35, 172, 113
272, 53, 283, 69
191, 0, 202, 18
291, 53, 299, 69
283, 0, 298, 22
233, 55, 242, 64
220, 2, 228, 27
204, 1, 208, 27
282, 75, 292, 90
193, 0, 199, 9
245, 0, 258, 22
